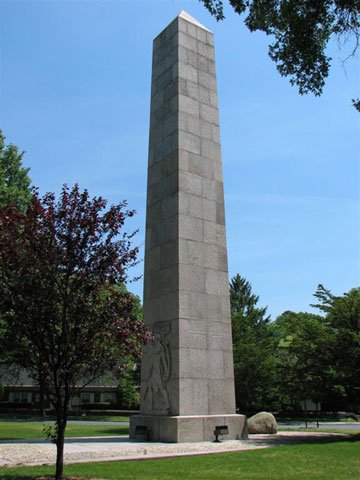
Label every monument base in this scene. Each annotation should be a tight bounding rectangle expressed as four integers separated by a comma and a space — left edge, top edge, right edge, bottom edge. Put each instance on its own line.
129, 414, 248, 443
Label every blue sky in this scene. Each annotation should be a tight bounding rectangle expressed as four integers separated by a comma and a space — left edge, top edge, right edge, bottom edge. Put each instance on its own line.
0, 0, 358, 319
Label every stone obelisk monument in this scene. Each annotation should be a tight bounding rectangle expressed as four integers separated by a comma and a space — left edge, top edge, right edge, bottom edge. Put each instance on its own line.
130, 11, 247, 442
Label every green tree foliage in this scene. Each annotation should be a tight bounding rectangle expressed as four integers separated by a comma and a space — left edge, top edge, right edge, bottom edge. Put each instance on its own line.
117, 293, 142, 409
200, 1, 359, 103
272, 285, 360, 413
272, 311, 335, 410
0, 132, 32, 380
0, 185, 152, 480
312, 284, 360, 410
230, 274, 277, 413
230, 277, 359, 414
0, 130, 32, 211
117, 363, 140, 409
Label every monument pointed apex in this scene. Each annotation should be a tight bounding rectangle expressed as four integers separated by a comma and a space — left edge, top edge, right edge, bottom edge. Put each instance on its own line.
178, 10, 212, 32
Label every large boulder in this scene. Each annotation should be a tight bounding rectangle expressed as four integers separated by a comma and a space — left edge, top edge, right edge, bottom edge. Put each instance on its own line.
247, 412, 277, 434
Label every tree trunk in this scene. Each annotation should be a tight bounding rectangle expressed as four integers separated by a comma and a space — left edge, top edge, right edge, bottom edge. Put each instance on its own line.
55, 422, 65, 480
39, 384, 47, 420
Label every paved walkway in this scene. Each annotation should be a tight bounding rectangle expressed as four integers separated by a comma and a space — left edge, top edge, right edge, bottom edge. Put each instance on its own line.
0, 432, 351, 467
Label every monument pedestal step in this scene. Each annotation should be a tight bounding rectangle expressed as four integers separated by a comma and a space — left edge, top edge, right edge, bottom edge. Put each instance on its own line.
130, 414, 248, 442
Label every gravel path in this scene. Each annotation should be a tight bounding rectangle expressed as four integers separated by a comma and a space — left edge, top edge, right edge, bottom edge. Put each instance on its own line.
0, 432, 350, 467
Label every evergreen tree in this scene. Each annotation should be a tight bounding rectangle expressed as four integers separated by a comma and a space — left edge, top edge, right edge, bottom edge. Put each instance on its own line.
230, 274, 277, 413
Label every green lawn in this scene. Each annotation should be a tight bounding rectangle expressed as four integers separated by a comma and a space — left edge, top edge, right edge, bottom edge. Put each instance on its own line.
68, 415, 130, 422
0, 441, 359, 479
1, 421, 357, 441
0, 422, 129, 439
0, 414, 130, 422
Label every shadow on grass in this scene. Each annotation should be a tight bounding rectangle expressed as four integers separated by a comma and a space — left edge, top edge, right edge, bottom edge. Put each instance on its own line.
249, 432, 360, 447
0, 476, 50, 480
0, 477, 32, 479
0, 477, 93, 480
95, 428, 128, 436
63, 428, 129, 442
337, 433, 360, 442
0, 429, 129, 444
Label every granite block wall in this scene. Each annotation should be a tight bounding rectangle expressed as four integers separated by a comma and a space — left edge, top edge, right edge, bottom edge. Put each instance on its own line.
141, 11, 236, 418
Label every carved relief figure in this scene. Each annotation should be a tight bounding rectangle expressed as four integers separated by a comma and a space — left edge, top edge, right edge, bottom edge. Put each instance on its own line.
143, 321, 171, 413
